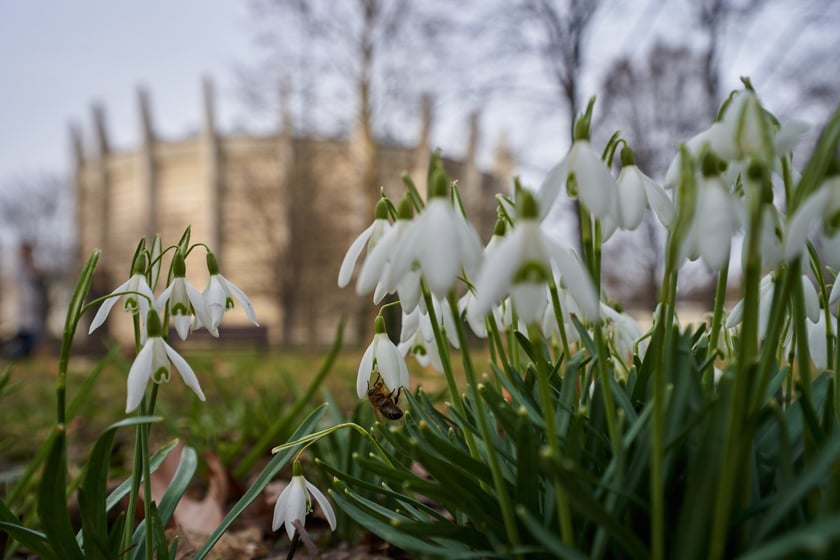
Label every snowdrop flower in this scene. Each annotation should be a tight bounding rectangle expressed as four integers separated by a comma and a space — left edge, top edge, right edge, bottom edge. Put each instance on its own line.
383, 167, 483, 300
665, 89, 804, 188
398, 328, 444, 372
154, 251, 210, 340
601, 303, 646, 362
356, 196, 422, 309
338, 198, 391, 288
727, 274, 819, 339
829, 274, 840, 308
89, 259, 154, 333
726, 274, 776, 340
680, 173, 738, 270
357, 316, 409, 398
195, 252, 257, 337
272, 460, 337, 541
469, 189, 599, 326
126, 309, 205, 413
784, 175, 840, 266
539, 115, 618, 221
541, 287, 581, 345
807, 312, 830, 371
615, 147, 675, 230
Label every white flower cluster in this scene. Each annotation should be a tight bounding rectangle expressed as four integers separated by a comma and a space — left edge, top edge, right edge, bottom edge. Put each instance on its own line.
88, 243, 257, 413
339, 154, 647, 396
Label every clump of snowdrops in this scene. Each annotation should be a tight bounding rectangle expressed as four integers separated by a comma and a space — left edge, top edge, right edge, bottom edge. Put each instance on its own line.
294, 79, 840, 559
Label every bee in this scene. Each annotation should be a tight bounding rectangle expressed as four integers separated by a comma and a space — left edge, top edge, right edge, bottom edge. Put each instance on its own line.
367, 375, 404, 420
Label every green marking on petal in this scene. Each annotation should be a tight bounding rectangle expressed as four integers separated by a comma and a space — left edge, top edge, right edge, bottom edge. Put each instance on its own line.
153, 366, 170, 383
512, 261, 550, 284
171, 302, 190, 315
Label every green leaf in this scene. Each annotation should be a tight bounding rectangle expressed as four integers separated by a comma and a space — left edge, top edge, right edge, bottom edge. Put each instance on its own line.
329, 484, 484, 558
79, 416, 161, 560
752, 427, 840, 543
131, 446, 198, 560
0, 521, 55, 560
149, 502, 170, 560
37, 430, 83, 560
0, 498, 55, 560
193, 403, 328, 560
739, 514, 840, 560
104, 439, 179, 513
516, 505, 589, 560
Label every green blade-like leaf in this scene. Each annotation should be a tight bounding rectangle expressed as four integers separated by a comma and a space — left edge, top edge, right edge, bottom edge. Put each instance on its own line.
193, 403, 328, 560
739, 514, 840, 560
0, 521, 55, 560
752, 428, 840, 543
79, 416, 161, 560
104, 439, 179, 513
131, 446, 198, 560
0, 498, 55, 560
516, 505, 589, 560
37, 430, 83, 560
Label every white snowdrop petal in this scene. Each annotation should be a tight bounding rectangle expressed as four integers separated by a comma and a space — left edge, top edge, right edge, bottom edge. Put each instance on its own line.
572, 141, 617, 219
544, 239, 599, 320
164, 341, 205, 401
126, 341, 154, 413
89, 277, 133, 333
538, 158, 570, 220
357, 225, 401, 295
338, 224, 374, 288
801, 276, 820, 323
822, 233, 840, 270
219, 275, 258, 325
374, 335, 403, 391
510, 282, 548, 325
284, 479, 307, 541
356, 344, 375, 399
830, 277, 840, 306
305, 480, 337, 531
642, 176, 675, 229
784, 189, 830, 262
696, 182, 733, 270
421, 201, 460, 298
272, 482, 291, 532
616, 167, 648, 230
808, 316, 828, 370
470, 230, 522, 322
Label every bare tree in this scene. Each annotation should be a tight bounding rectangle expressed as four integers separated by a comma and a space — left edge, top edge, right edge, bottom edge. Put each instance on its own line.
0, 173, 75, 269
242, 0, 460, 342
597, 44, 712, 307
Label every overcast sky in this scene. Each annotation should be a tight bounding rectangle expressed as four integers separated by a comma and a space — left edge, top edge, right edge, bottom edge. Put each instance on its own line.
0, 1, 834, 192
0, 1, 253, 184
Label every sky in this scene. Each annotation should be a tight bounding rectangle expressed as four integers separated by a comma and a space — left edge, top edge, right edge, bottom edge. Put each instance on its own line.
0, 1, 254, 184
0, 1, 834, 199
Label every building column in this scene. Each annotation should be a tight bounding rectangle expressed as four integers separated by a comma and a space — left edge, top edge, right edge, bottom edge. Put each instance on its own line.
201, 77, 223, 259
137, 87, 157, 242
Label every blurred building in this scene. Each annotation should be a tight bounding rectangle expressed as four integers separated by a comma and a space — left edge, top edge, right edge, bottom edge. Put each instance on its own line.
72, 80, 513, 347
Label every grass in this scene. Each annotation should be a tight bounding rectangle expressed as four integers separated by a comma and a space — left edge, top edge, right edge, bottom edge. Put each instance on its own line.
0, 342, 459, 482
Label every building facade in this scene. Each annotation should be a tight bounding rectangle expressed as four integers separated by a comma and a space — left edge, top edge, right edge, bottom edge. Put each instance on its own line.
73, 81, 513, 347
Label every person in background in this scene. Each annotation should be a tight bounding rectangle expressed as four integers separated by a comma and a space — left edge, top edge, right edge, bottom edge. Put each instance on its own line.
3, 242, 46, 359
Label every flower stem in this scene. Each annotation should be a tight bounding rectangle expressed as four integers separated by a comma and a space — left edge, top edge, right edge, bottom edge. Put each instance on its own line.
527, 323, 574, 545
141, 385, 159, 560
651, 265, 677, 560
704, 259, 730, 390
708, 178, 764, 559
420, 284, 479, 460
449, 292, 521, 551
548, 283, 571, 361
